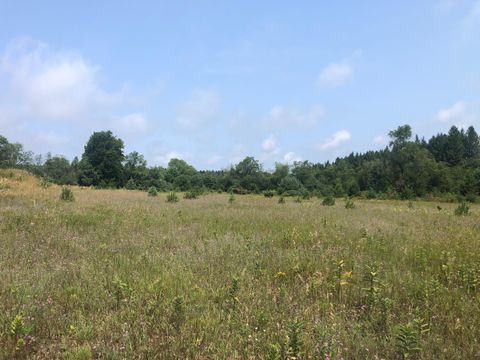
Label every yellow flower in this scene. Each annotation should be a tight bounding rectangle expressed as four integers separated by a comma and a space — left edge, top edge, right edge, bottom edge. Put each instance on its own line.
275, 271, 286, 279
342, 271, 353, 279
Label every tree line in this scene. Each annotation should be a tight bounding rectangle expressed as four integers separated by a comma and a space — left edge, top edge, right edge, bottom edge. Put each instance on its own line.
1, 124, 479, 200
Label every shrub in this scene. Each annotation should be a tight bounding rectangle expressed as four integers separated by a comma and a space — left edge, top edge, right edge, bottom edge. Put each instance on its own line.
167, 192, 179, 203
344, 198, 355, 209
366, 189, 377, 199
184, 191, 197, 199
264, 190, 275, 198
278, 196, 285, 204
147, 186, 158, 197
60, 186, 74, 201
465, 193, 477, 203
125, 178, 137, 190
322, 196, 335, 206
228, 193, 235, 204
454, 202, 469, 216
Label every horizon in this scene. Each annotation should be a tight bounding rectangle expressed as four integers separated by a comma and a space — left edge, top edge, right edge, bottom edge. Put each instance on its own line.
1, 1, 480, 170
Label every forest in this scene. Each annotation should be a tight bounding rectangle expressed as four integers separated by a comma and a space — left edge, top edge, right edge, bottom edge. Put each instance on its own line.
1, 124, 479, 201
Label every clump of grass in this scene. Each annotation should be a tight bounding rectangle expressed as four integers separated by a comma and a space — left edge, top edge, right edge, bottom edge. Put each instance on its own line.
344, 198, 355, 209
278, 196, 285, 204
294, 196, 302, 203
39, 177, 52, 188
454, 202, 469, 216
322, 195, 335, 206
147, 186, 158, 197
60, 186, 74, 201
228, 193, 235, 204
166, 192, 179, 203
184, 190, 197, 199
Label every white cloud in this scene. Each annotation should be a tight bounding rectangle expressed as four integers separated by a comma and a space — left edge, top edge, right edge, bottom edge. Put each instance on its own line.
1, 38, 100, 119
262, 134, 280, 154
435, 101, 467, 122
113, 113, 149, 136
284, 151, 302, 164
176, 89, 220, 128
317, 51, 361, 88
318, 62, 353, 87
154, 151, 186, 166
264, 104, 324, 129
317, 130, 352, 150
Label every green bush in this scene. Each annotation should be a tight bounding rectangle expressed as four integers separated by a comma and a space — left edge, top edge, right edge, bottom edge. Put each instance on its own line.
322, 196, 335, 206
184, 191, 197, 199
344, 198, 355, 209
125, 178, 137, 190
147, 186, 158, 197
263, 190, 275, 198
167, 192, 179, 203
454, 202, 469, 216
60, 186, 75, 201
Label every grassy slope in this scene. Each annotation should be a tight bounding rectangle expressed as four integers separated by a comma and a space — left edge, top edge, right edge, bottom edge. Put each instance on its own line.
0, 169, 479, 359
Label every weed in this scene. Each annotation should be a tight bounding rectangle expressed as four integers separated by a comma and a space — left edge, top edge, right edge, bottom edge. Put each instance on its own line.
322, 196, 335, 206
395, 317, 429, 359
228, 193, 235, 204
147, 186, 158, 197
344, 198, 355, 209
60, 186, 74, 201
278, 196, 285, 204
454, 202, 469, 216
166, 192, 179, 203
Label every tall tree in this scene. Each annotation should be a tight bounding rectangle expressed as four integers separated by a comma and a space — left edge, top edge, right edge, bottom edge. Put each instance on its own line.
388, 125, 412, 149
78, 131, 125, 187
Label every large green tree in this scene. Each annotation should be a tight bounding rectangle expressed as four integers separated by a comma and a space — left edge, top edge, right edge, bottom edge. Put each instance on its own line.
78, 131, 125, 187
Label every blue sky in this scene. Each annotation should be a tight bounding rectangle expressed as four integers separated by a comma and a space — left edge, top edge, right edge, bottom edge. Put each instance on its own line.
1, 0, 479, 169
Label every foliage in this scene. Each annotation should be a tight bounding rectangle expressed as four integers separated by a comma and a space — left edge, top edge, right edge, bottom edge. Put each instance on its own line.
166, 192, 179, 203
454, 202, 469, 216
322, 196, 335, 206
184, 190, 198, 199
147, 186, 158, 197
60, 186, 74, 201
344, 198, 355, 209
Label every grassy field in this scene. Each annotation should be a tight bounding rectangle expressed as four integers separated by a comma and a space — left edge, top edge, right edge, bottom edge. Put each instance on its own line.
1, 169, 479, 359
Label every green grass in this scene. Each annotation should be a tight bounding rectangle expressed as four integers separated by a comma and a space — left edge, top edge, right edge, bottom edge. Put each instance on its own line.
1, 170, 479, 359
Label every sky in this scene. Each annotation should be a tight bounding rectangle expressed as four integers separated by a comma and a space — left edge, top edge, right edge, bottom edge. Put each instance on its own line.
1, 0, 480, 170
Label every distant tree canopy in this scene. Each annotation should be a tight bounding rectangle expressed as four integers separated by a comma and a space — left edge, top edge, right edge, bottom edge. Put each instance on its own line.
2, 124, 480, 200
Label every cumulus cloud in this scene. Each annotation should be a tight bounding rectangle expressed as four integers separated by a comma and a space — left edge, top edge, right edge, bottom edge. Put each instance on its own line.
264, 104, 324, 129
0, 38, 147, 157
317, 51, 361, 88
176, 89, 220, 128
435, 101, 467, 122
284, 151, 302, 164
317, 130, 351, 150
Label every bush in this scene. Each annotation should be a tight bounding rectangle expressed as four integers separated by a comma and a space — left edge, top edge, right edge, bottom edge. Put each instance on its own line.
184, 191, 197, 199
167, 192, 179, 203
344, 198, 355, 209
454, 202, 469, 216
264, 190, 275, 198
366, 189, 377, 199
322, 196, 335, 206
60, 186, 74, 201
278, 196, 285, 204
465, 193, 477, 203
125, 178, 137, 190
147, 186, 158, 197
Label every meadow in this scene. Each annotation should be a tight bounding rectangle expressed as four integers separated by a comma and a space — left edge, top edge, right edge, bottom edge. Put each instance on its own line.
0, 169, 479, 359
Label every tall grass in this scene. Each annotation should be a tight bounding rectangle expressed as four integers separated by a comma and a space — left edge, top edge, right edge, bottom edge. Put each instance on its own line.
0, 169, 479, 359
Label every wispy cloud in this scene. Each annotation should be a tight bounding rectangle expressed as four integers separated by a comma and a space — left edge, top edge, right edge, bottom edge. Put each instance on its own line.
176, 89, 220, 128
317, 130, 352, 150
263, 104, 324, 130
435, 101, 467, 122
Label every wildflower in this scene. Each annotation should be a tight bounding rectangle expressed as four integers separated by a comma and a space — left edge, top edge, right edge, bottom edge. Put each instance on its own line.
275, 271, 286, 279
